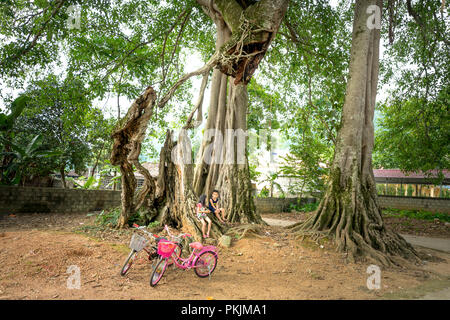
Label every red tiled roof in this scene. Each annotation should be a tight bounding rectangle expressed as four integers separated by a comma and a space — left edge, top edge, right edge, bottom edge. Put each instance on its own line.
373, 169, 450, 179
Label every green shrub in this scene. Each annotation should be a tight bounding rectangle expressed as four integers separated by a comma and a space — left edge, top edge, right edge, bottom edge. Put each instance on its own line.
300, 202, 319, 212
147, 220, 160, 228
258, 187, 270, 198
95, 208, 121, 226
289, 201, 319, 212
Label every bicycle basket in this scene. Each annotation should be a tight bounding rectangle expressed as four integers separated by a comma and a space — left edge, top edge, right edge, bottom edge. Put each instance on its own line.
129, 233, 148, 251
157, 241, 177, 258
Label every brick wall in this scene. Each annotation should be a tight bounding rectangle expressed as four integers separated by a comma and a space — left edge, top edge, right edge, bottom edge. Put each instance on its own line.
0, 186, 121, 214
378, 195, 450, 213
0, 186, 318, 215
254, 197, 317, 213
1, 186, 447, 215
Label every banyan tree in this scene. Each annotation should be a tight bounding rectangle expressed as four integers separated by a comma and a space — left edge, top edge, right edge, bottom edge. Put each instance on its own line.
110, 0, 290, 239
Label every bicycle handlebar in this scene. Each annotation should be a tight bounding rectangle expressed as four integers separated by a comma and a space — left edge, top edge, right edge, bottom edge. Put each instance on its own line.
130, 223, 193, 244
132, 223, 159, 239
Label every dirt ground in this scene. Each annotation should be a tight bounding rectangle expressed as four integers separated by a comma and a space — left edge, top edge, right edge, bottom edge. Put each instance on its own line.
0, 212, 449, 300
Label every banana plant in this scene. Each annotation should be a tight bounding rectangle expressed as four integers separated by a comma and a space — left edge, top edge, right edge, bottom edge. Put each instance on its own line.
0, 95, 30, 132
260, 171, 285, 198
0, 134, 62, 185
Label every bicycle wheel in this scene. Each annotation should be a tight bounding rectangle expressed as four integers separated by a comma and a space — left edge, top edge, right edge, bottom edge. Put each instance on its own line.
194, 251, 218, 278
150, 257, 168, 287
120, 250, 138, 276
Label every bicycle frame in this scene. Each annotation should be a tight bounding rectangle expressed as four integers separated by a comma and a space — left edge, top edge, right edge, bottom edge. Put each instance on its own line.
168, 244, 217, 270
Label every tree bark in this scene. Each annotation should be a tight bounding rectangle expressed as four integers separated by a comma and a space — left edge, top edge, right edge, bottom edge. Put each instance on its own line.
290, 0, 421, 267
192, 34, 255, 223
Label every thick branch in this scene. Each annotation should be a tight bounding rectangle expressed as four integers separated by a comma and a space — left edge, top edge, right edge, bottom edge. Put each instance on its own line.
184, 72, 210, 130
157, 52, 219, 109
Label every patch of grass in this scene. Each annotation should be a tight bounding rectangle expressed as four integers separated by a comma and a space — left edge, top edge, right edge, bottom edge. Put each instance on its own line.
110, 243, 130, 254
298, 237, 320, 250
383, 208, 450, 222
378, 277, 450, 300
307, 269, 325, 280
94, 207, 149, 227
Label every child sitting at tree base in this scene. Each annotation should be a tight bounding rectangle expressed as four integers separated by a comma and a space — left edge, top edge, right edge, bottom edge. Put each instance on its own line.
196, 194, 212, 238
209, 189, 227, 224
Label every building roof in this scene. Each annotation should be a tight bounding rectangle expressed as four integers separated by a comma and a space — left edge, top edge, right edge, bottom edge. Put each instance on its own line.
134, 162, 159, 178
373, 169, 450, 185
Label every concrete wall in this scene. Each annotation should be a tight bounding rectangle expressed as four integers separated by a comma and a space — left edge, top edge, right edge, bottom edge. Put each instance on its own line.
378, 195, 450, 213
0, 186, 121, 214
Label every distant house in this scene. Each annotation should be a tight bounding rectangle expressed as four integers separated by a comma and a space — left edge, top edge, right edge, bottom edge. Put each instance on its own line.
373, 169, 450, 197
99, 162, 159, 190
134, 163, 159, 188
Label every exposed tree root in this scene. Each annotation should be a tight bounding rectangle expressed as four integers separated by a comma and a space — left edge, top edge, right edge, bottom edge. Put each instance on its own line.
225, 223, 264, 240
289, 171, 422, 268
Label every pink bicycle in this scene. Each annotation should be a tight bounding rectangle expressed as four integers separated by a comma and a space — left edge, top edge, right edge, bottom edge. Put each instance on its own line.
149, 228, 218, 287
120, 224, 191, 277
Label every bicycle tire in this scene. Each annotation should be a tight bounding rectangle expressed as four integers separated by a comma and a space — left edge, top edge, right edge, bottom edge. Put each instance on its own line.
194, 251, 218, 278
120, 249, 138, 276
150, 257, 168, 287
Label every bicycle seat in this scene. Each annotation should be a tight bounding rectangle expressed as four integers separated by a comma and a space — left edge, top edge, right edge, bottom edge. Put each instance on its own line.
189, 242, 203, 250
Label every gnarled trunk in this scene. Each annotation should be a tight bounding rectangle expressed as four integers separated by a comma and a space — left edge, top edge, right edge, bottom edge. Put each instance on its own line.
155, 130, 225, 240
290, 0, 420, 267
110, 86, 157, 228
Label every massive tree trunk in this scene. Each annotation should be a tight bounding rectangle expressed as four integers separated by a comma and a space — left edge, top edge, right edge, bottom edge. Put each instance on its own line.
192, 0, 288, 224
290, 0, 421, 267
154, 129, 226, 239
109, 0, 288, 235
